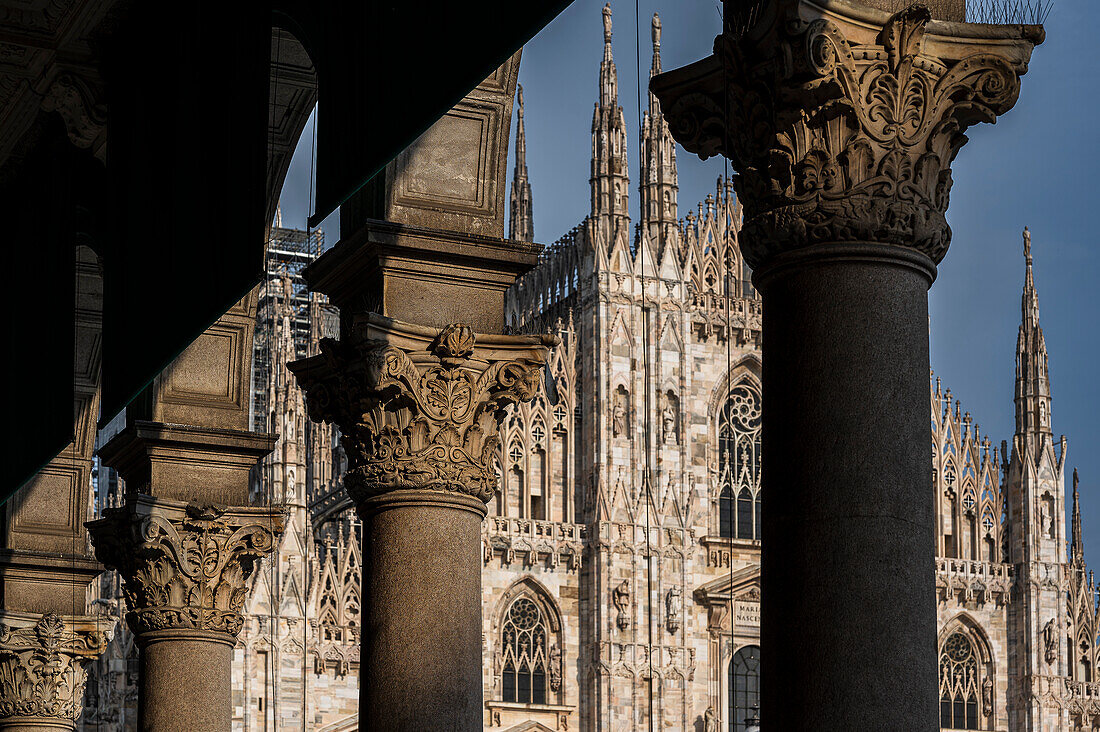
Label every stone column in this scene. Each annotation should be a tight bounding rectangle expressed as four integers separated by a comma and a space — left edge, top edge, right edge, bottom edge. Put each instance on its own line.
87, 495, 283, 730
291, 316, 551, 728
653, 2, 1041, 728
86, 290, 283, 731
289, 49, 541, 730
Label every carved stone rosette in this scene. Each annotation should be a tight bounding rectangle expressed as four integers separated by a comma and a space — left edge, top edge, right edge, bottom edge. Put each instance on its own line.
288, 314, 554, 509
0, 611, 108, 723
652, 0, 1042, 268
86, 497, 285, 639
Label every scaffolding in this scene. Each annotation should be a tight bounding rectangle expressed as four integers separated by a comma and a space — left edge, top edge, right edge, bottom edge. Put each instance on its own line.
250, 225, 326, 433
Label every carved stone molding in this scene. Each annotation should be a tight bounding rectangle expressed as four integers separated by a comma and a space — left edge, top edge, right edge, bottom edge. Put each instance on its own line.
86, 497, 285, 639
652, 0, 1042, 269
0, 611, 108, 722
289, 314, 553, 508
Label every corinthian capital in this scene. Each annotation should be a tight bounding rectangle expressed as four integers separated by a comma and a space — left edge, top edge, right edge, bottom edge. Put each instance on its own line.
652, 0, 1042, 268
0, 611, 107, 722
86, 498, 285, 638
289, 314, 554, 507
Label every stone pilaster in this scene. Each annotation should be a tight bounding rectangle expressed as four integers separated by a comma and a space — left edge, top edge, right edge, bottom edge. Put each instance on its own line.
0, 612, 107, 731
653, 1, 1041, 728
86, 496, 284, 730
290, 314, 552, 729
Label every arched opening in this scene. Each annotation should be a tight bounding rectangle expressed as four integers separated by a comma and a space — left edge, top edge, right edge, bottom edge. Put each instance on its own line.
718, 380, 761, 540
729, 645, 760, 732
939, 631, 980, 729
501, 597, 550, 704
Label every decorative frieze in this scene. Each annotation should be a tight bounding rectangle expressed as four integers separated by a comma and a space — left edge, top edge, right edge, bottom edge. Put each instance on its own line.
86, 497, 285, 638
0, 611, 107, 722
653, 2, 1041, 269
289, 315, 553, 508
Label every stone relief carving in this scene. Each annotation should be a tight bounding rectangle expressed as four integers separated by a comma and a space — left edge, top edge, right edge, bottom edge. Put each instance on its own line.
982, 675, 993, 715
665, 586, 682, 634
656, 4, 1036, 269
613, 580, 631, 631
0, 612, 107, 721
87, 500, 285, 637
40, 73, 105, 150
292, 321, 550, 505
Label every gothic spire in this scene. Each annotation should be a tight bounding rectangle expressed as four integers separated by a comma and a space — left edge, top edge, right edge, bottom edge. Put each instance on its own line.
591, 3, 629, 231
1073, 467, 1084, 565
1014, 226, 1052, 451
639, 12, 677, 244
509, 84, 534, 242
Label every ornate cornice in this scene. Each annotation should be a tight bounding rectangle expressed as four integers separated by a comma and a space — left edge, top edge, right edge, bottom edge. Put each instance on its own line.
86, 498, 285, 638
289, 314, 553, 507
0, 611, 107, 721
652, 0, 1042, 269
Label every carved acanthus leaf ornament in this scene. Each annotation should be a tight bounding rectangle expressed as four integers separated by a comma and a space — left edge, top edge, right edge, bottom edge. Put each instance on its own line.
87, 500, 285, 637
0, 612, 107, 720
654, 1, 1041, 268
291, 321, 552, 506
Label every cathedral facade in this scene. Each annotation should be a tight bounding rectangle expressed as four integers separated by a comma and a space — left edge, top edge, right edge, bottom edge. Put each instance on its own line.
80, 7, 1100, 732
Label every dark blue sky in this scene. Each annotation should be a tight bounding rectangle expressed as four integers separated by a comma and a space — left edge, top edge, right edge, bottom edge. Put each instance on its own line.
280, 0, 1100, 567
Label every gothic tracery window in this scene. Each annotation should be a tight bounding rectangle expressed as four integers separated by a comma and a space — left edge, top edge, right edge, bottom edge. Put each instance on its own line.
501, 597, 549, 705
729, 645, 760, 732
719, 382, 762, 540
939, 632, 980, 730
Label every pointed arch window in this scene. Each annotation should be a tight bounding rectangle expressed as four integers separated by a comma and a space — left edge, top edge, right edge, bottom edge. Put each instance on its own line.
501, 597, 549, 705
939, 632, 980, 729
729, 645, 760, 732
718, 382, 762, 539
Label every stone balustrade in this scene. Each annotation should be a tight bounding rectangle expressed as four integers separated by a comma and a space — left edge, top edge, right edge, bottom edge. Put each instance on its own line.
483, 517, 585, 569
935, 557, 1014, 605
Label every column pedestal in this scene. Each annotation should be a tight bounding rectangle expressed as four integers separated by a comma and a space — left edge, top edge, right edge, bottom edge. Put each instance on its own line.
757, 244, 937, 727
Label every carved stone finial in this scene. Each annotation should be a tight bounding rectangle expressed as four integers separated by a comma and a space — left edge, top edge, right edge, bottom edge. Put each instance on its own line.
431, 323, 476, 366
1023, 226, 1032, 260
652, 2, 1041, 270
87, 498, 285, 638
0, 611, 108, 722
652, 13, 661, 48
603, 3, 612, 43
